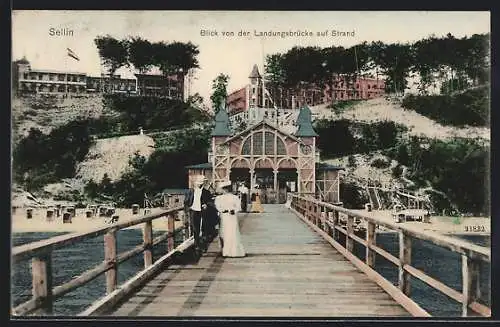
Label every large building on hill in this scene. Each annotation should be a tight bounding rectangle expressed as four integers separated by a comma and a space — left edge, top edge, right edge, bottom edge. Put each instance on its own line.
186, 105, 344, 204
226, 64, 386, 120
12, 57, 184, 100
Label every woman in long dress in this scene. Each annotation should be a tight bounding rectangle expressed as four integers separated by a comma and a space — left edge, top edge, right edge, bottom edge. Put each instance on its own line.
250, 184, 264, 213
214, 181, 246, 258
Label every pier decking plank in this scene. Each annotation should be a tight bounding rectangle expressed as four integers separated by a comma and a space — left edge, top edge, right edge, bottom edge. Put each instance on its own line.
108, 205, 410, 317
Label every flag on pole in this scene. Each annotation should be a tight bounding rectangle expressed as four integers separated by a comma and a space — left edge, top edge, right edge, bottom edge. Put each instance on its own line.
67, 48, 80, 61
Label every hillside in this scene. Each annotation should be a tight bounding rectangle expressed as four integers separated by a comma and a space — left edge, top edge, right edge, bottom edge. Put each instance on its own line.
310, 97, 490, 141
12, 94, 117, 139
76, 134, 155, 183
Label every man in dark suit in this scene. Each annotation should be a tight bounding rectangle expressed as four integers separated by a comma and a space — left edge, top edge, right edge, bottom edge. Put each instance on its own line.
184, 175, 213, 254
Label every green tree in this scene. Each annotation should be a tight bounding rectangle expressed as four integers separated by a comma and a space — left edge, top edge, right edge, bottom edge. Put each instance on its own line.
210, 73, 230, 112
127, 37, 154, 73
94, 35, 129, 91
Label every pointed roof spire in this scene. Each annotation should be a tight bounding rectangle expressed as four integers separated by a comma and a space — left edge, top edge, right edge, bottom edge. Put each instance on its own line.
294, 106, 318, 137
211, 105, 232, 136
249, 64, 261, 79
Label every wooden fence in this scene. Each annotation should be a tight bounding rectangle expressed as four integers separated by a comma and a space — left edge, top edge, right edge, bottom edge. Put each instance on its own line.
11, 205, 191, 316
290, 194, 490, 317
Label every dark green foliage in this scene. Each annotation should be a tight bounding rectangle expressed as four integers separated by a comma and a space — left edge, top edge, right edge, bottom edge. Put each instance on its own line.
315, 119, 357, 158
340, 182, 369, 209
315, 119, 406, 159
265, 34, 489, 96
211, 74, 230, 112
386, 136, 489, 215
391, 164, 404, 178
84, 126, 212, 206
401, 86, 489, 127
347, 155, 356, 168
95, 36, 199, 78
13, 120, 93, 191
94, 35, 129, 76
102, 95, 210, 133
371, 158, 390, 169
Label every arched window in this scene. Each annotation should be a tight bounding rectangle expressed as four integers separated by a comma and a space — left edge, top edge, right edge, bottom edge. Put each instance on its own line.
241, 131, 288, 156
277, 137, 287, 155
265, 132, 274, 155
253, 132, 263, 155
242, 138, 251, 155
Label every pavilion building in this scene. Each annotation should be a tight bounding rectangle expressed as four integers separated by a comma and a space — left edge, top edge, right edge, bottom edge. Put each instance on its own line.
186, 105, 344, 204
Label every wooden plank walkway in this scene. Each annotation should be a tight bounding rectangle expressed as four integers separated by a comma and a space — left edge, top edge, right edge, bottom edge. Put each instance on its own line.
108, 204, 410, 317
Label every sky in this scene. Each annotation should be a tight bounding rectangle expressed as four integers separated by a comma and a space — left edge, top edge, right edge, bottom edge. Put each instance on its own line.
12, 11, 490, 107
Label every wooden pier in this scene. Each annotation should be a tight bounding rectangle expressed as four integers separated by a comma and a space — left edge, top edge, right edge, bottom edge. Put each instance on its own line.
11, 195, 491, 318
109, 205, 409, 316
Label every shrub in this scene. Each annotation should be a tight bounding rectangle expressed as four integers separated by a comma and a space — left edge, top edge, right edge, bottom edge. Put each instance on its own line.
401, 86, 489, 127
392, 164, 404, 178
371, 158, 390, 169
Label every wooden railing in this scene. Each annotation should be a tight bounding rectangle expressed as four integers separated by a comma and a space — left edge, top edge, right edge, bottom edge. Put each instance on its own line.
11, 205, 192, 316
290, 194, 491, 317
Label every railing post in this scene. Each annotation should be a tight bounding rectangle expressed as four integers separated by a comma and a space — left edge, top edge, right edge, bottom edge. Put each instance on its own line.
366, 221, 376, 267
462, 255, 481, 317
320, 206, 326, 231
143, 220, 153, 268
104, 231, 117, 294
314, 203, 319, 226
398, 231, 412, 296
346, 215, 354, 252
332, 210, 339, 240
32, 254, 53, 315
326, 210, 332, 236
167, 214, 175, 252
183, 209, 190, 241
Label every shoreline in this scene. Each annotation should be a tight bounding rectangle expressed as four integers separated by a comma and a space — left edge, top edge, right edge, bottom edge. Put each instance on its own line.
11, 207, 185, 234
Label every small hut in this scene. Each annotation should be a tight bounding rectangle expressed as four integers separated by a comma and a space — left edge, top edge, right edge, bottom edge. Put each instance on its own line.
162, 189, 188, 209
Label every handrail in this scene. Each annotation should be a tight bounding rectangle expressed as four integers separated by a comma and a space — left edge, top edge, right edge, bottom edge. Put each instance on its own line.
290, 194, 491, 317
11, 205, 191, 316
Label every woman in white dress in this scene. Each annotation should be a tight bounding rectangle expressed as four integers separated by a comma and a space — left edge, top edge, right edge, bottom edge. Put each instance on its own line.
215, 181, 246, 258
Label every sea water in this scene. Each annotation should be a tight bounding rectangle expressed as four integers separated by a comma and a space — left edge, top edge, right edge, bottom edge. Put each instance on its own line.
11, 231, 490, 316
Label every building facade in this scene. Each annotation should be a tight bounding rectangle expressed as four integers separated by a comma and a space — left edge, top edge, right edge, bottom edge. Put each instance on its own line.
186, 106, 343, 204
135, 73, 184, 99
226, 64, 386, 116
12, 57, 184, 100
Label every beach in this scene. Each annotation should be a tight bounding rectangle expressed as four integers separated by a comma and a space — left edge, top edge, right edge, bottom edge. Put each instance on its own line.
11, 207, 186, 234
348, 210, 490, 236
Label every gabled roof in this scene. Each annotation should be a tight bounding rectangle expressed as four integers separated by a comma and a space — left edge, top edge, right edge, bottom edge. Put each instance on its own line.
221, 119, 301, 145
249, 64, 261, 79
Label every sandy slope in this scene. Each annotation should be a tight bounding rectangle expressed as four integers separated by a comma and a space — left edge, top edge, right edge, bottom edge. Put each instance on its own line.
311, 98, 490, 141
75, 134, 155, 182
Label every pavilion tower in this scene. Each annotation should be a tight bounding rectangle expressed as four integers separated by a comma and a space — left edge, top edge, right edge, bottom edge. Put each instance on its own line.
294, 106, 318, 196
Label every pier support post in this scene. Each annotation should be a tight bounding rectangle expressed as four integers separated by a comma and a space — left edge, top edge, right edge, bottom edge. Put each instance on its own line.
143, 221, 153, 268
462, 255, 481, 317
167, 214, 175, 252
346, 215, 354, 252
398, 231, 412, 296
366, 222, 376, 267
104, 231, 117, 294
32, 254, 53, 315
